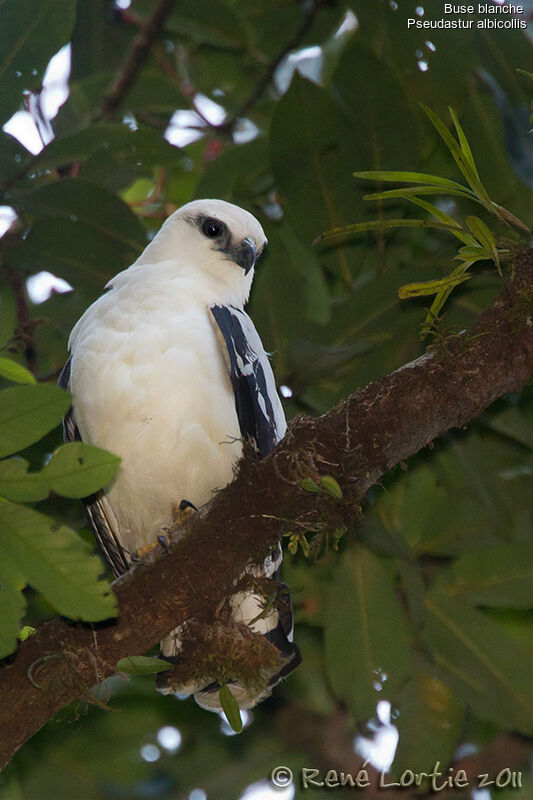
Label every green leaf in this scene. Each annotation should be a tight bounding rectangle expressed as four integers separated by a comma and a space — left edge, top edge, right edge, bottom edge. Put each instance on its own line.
17, 625, 36, 641
449, 106, 481, 183
116, 656, 171, 675
0, 131, 31, 184
362, 185, 475, 202
0, 500, 117, 630
33, 124, 183, 172
465, 215, 501, 273
422, 105, 492, 206
486, 405, 533, 449
423, 590, 533, 735
325, 546, 412, 721
0, 442, 121, 502
398, 272, 472, 300
421, 261, 475, 337
165, 0, 247, 49
271, 75, 364, 285
219, 684, 243, 733
300, 478, 321, 493
354, 171, 471, 193
7, 179, 148, 287
363, 463, 454, 557
318, 218, 453, 243
400, 195, 476, 246
332, 43, 419, 179
0, 0, 76, 125
320, 475, 342, 499
393, 657, 464, 776
5, 218, 130, 287
516, 68, 533, 82
0, 357, 36, 384
0, 384, 71, 458
11, 179, 147, 252
437, 543, 533, 608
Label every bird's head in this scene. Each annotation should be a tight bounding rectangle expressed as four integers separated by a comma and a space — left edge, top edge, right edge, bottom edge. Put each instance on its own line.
134, 199, 267, 305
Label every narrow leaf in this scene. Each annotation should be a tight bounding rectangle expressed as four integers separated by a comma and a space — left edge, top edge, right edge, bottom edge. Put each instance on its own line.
219, 684, 243, 733
116, 656, 171, 675
354, 171, 470, 192
398, 273, 472, 299
449, 107, 481, 183
401, 195, 476, 246
422, 105, 490, 204
318, 218, 453, 243
466, 216, 501, 274
363, 185, 475, 202
492, 204, 531, 233
421, 261, 475, 336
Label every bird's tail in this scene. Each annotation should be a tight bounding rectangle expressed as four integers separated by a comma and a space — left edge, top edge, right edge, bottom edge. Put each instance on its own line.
155, 545, 301, 710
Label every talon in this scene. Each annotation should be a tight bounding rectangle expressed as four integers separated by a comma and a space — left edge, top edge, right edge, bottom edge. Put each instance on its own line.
158, 534, 170, 553
172, 499, 198, 525
179, 499, 198, 513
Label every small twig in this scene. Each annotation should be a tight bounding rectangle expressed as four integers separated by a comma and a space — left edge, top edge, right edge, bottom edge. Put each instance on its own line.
3, 266, 37, 375
99, 0, 177, 120
219, 0, 326, 133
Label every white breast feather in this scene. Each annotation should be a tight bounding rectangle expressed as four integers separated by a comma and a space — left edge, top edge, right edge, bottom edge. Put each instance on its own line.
69, 260, 245, 554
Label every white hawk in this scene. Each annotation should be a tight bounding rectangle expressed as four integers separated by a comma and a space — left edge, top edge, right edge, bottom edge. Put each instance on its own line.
59, 199, 301, 710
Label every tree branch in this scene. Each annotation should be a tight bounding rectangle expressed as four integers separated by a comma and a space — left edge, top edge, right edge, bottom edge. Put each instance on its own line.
0, 251, 532, 771
99, 0, 177, 120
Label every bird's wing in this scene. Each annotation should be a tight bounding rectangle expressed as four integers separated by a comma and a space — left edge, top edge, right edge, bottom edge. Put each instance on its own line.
58, 358, 131, 577
210, 305, 286, 457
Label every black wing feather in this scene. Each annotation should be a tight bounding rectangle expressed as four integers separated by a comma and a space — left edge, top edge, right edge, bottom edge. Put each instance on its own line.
209, 304, 301, 686
59, 358, 130, 577
210, 305, 279, 458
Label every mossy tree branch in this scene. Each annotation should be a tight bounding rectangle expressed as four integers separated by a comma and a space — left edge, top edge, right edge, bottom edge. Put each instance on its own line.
0, 251, 532, 771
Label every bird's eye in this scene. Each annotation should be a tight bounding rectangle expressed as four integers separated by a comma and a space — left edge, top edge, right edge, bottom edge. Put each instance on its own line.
201, 218, 224, 239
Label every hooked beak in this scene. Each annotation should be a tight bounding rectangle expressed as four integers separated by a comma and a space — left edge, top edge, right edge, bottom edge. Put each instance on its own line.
236, 236, 257, 274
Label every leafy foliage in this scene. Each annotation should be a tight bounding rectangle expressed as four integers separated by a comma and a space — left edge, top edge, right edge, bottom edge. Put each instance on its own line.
0, 0, 531, 796
320, 105, 531, 335
0, 346, 119, 655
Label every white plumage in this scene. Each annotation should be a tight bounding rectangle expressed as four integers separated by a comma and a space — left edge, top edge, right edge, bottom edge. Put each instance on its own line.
62, 199, 300, 710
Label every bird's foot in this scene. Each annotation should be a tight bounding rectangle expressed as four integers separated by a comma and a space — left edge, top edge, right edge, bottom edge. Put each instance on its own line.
134, 542, 158, 559
133, 530, 172, 561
